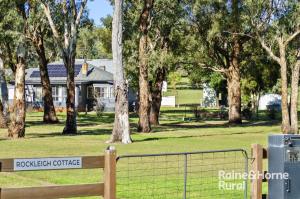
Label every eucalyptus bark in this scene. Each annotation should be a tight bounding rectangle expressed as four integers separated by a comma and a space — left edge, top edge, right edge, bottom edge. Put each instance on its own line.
137, 0, 154, 133
8, 56, 26, 138
150, 67, 166, 125
290, 50, 300, 134
279, 42, 291, 133
62, 57, 77, 134
33, 36, 59, 123
110, 0, 132, 144
227, 37, 242, 124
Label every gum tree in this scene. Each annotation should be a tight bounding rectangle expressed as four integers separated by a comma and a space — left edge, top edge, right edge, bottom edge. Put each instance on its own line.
40, 0, 88, 134
0, 1, 28, 138
137, 0, 155, 132
110, 0, 132, 144
187, 0, 251, 124
123, 0, 185, 127
19, 1, 59, 123
248, 0, 300, 133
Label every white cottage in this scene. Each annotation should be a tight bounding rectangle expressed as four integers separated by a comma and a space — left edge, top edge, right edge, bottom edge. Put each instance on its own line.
8, 59, 136, 112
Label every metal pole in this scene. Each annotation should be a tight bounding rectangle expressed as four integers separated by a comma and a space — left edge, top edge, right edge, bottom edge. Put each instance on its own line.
183, 154, 187, 199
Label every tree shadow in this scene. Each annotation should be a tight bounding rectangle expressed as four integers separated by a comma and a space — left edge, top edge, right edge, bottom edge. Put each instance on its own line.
135, 129, 271, 143
27, 128, 112, 139
25, 121, 65, 127
151, 120, 280, 133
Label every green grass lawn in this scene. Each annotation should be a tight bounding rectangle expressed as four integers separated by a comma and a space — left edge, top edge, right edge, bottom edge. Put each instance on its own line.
0, 109, 280, 198
163, 89, 203, 105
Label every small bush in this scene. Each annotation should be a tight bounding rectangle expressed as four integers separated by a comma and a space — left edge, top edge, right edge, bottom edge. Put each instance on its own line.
242, 106, 252, 120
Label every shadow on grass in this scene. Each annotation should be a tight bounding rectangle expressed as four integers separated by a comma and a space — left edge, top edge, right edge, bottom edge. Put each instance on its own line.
134, 129, 271, 143
27, 128, 112, 139
151, 120, 280, 133
25, 113, 116, 127
25, 121, 65, 127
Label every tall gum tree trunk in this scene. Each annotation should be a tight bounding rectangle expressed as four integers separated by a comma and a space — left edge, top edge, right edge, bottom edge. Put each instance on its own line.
110, 0, 132, 144
137, 0, 154, 133
290, 50, 300, 134
138, 35, 151, 132
62, 58, 77, 134
8, 57, 26, 138
41, 0, 87, 135
227, 38, 242, 124
34, 37, 59, 123
150, 67, 166, 125
279, 43, 291, 134
0, 57, 8, 127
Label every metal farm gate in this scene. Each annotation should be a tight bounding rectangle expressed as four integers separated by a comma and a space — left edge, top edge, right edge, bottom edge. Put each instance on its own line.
117, 149, 249, 199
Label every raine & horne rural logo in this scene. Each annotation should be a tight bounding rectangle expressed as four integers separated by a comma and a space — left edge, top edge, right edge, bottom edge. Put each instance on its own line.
218, 170, 289, 191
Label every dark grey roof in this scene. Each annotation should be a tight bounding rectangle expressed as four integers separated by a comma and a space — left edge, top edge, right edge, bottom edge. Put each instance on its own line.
25, 61, 113, 85
51, 59, 114, 74
30, 64, 82, 78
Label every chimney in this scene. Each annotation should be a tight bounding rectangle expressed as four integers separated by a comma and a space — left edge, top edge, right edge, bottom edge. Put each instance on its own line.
81, 60, 88, 76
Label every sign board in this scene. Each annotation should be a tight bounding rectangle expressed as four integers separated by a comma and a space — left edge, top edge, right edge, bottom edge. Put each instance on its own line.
13, 157, 82, 171
161, 96, 176, 107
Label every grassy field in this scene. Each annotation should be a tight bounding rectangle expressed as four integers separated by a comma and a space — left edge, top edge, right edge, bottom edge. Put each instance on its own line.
163, 89, 203, 105
0, 109, 280, 198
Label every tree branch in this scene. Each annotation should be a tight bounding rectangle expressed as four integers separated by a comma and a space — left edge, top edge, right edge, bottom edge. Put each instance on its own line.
198, 62, 227, 74
75, 0, 88, 26
41, 2, 66, 55
285, 27, 300, 46
258, 36, 281, 64
40, 2, 60, 41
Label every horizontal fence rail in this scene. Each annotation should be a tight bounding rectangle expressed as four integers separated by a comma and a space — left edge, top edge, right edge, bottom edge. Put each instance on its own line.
0, 183, 104, 199
117, 149, 248, 199
0, 147, 116, 199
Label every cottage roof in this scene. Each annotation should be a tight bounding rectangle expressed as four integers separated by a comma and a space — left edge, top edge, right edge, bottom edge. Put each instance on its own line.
25, 60, 114, 85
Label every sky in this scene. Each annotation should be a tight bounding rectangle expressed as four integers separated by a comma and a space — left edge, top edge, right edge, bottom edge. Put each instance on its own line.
87, 0, 113, 26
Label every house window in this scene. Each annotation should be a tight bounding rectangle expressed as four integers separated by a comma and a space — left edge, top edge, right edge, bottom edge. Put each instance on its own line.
87, 86, 94, 99
52, 86, 59, 101
95, 87, 107, 98
34, 87, 43, 102
110, 87, 114, 98
60, 87, 67, 102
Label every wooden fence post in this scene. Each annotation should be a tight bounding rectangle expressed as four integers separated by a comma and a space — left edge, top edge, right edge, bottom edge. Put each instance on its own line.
251, 144, 263, 199
104, 146, 116, 199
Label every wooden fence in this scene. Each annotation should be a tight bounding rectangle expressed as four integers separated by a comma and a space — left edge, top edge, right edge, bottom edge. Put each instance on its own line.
251, 144, 268, 199
0, 147, 116, 199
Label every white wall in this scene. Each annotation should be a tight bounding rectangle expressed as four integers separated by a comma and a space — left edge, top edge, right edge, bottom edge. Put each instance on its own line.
259, 94, 281, 110
8, 86, 14, 100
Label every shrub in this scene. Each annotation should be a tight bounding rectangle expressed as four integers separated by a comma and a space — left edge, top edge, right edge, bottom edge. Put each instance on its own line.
242, 106, 252, 120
